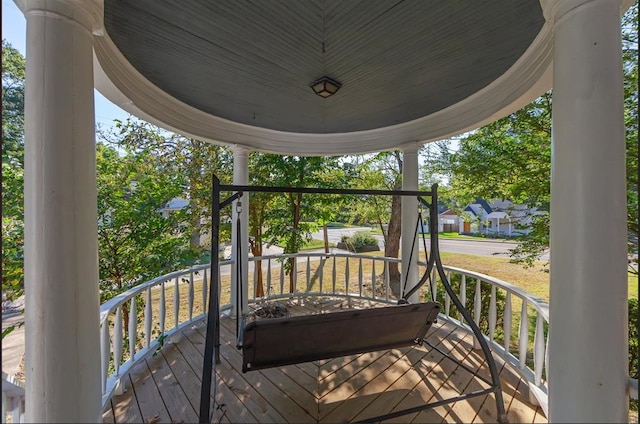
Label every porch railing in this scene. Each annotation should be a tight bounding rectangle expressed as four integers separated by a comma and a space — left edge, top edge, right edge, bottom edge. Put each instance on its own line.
93, 251, 637, 418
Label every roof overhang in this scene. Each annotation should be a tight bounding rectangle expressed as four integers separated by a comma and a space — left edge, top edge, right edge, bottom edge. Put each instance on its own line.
93, 1, 555, 156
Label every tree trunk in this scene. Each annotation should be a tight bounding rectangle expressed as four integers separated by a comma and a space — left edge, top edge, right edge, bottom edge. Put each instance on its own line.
190, 217, 201, 250
289, 193, 302, 293
249, 217, 264, 297
385, 193, 402, 297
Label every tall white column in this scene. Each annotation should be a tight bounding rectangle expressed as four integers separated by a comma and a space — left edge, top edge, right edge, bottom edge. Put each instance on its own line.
401, 147, 420, 303
21, 0, 102, 422
547, 0, 628, 422
231, 147, 250, 315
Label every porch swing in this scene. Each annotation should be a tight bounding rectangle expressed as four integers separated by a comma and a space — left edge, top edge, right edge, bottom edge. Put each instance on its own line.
198, 175, 508, 424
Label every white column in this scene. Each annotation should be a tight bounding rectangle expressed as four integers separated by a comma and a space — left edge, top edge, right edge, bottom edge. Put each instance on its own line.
401, 147, 420, 303
21, 1, 102, 422
231, 146, 250, 315
547, 0, 627, 422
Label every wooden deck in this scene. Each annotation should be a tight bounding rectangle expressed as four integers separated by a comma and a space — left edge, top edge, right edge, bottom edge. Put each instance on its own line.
102, 298, 548, 423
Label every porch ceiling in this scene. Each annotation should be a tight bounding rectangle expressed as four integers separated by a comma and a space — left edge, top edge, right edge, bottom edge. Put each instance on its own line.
95, 0, 552, 155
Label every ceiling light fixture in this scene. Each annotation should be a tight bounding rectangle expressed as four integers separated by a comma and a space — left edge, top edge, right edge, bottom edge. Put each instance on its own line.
310, 76, 342, 98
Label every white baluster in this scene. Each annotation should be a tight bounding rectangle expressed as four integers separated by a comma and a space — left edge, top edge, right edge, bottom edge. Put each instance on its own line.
279, 262, 285, 294
202, 269, 208, 312
332, 256, 337, 293
318, 257, 323, 293
292, 259, 298, 293
430, 267, 437, 302
129, 297, 137, 361
345, 257, 350, 293
519, 300, 529, 369
306, 256, 311, 290
459, 274, 466, 321
188, 272, 194, 321
371, 259, 376, 299
444, 271, 451, 316
114, 306, 123, 375
253, 262, 258, 298
174, 276, 180, 329
384, 261, 390, 301
100, 318, 110, 392
489, 285, 497, 342
474, 279, 482, 325
266, 259, 272, 296
534, 313, 545, 385
145, 287, 152, 348
159, 280, 166, 335
358, 258, 363, 297
504, 292, 512, 353
473, 279, 482, 349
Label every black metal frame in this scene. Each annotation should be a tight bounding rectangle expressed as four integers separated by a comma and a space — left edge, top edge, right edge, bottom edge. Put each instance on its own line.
199, 175, 508, 423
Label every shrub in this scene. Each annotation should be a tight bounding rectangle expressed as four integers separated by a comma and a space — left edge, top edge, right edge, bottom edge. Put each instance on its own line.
340, 231, 379, 253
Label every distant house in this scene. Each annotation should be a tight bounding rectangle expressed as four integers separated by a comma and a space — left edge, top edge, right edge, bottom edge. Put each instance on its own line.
159, 197, 189, 218
458, 198, 546, 236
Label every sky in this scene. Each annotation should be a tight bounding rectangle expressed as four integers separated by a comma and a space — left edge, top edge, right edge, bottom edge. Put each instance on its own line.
2, 0, 131, 128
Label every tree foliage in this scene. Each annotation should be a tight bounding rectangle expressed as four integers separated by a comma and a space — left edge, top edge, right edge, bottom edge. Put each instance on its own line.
439, 3, 638, 271
248, 154, 342, 292
96, 141, 196, 302
350, 151, 404, 296
102, 118, 234, 253
2, 40, 25, 299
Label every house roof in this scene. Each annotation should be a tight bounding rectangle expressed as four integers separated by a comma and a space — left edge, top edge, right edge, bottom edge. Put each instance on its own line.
94, 0, 553, 155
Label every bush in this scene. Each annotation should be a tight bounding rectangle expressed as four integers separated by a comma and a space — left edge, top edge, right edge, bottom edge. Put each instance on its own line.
339, 231, 379, 253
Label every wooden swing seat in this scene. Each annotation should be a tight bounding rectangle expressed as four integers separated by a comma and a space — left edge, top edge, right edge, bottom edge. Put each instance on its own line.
242, 301, 440, 372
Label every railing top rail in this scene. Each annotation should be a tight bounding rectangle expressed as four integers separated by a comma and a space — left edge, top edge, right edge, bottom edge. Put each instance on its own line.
250, 252, 402, 263
99, 260, 231, 320
442, 265, 549, 320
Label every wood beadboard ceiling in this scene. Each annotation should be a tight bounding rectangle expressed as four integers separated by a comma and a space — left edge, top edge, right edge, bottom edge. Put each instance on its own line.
104, 0, 545, 134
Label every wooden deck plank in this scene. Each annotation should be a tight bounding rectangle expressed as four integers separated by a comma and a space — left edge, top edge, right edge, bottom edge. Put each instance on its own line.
105, 299, 545, 424
341, 322, 460, 423
371, 328, 475, 423
214, 318, 319, 417
148, 348, 200, 424
110, 375, 143, 423
102, 405, 115, 423
321, 347, 421, 422
319, 319, 457, 422
192, 321, 314, 423
175, 327, 261, 424
161, 338, 207, 416
129, 359, 172, 423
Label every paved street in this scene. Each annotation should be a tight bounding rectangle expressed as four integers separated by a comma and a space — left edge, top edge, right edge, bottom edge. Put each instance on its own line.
310, 227, 543, 259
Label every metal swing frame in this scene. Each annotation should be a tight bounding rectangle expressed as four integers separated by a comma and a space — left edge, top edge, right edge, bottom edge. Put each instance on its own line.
199, 175, 508, 423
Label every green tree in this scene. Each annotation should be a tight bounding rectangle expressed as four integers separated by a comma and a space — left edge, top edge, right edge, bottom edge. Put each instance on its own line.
102, 118, 234, 256
96, 142, 195, 302
250, 154, 341, 292
350, 151, 404, 297
622, 3, 638, 274
433, 4, 638, 273
447, 93, 552, 267
2, 40, 25, 300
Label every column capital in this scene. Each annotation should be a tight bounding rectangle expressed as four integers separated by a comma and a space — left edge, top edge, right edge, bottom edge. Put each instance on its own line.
15, 0, 103, 35
231, 145, 251, 157
540, 0, 626, 24
401, 144, 421, 155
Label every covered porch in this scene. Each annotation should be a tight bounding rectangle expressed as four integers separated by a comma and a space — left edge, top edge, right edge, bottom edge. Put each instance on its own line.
12, 0, 635, 422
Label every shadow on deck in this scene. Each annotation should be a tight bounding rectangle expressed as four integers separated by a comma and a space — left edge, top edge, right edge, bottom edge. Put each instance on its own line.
102, 298, 547, 423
